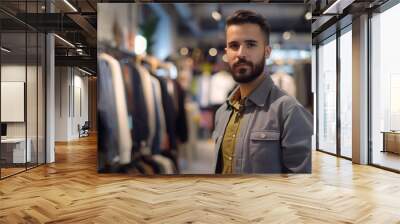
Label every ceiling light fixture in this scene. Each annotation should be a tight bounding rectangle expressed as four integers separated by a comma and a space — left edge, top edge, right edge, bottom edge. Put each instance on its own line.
78, 67, 92, 76
282, 31, 291, 41
54, 34, 75, 48
63, 0, 78, 12
304, 12, 312, 20
322, 0, 354, 15
209, 48, 218, 57
323, 0, 341, 14
135, 35, 147, 55
212, 11, 221, 21
1, 47, 11, 53
222, 54, 228, 63
180, 47, 189, 56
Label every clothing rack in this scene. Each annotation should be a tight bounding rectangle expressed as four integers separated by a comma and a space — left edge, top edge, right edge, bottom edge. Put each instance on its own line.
97, 44, 188, 175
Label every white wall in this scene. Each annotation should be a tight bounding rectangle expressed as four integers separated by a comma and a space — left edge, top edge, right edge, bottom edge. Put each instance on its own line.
1, 64, 45, 164
55, 66, 69, 141
1, 65, 37, 138
55, 67, 89, 141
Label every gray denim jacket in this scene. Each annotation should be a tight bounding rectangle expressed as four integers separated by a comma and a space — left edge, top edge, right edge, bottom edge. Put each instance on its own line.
212, 74, 313, 174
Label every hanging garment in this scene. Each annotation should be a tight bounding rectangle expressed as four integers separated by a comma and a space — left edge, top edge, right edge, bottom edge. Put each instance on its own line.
153, 154, 175, 174
209, 70, 236, 106
154, 76, 177, 151
120, 60, 150, 150
152, 155, 166, 174
151, 76, 167, 153
174, 80, 189, 143
137, 64, 156, 155
161, 150, 178, 173
198, 74, 211, 108
166, 79, 179, 113
151, 77, 162, 155
99, 53, 132, 165
271, 71, 297, 97
97, 59, 120, 170
140, 155, 162, 174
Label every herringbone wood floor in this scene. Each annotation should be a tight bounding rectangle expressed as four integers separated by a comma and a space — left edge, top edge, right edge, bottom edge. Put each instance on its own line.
1, 135, 400, 223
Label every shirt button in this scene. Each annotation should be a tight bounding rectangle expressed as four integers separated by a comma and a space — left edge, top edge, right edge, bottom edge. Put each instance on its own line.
232, 134, 236, 138
228, 156, 232, 161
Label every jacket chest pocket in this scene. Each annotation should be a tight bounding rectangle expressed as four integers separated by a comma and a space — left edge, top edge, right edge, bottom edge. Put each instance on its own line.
249, 130, 281, 159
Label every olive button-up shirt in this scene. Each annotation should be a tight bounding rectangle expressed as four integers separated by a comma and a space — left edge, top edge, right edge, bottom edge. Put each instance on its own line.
221, 92, 245, 174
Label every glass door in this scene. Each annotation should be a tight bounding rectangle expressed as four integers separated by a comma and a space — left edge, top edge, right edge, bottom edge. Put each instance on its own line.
339, 27, 352, 159
370, 2, 400, 171
317, 36, 337, 154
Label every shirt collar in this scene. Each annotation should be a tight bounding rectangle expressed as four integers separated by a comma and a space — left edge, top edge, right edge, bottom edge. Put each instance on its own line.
227, 74, 274, 108
227, 88, 243, 111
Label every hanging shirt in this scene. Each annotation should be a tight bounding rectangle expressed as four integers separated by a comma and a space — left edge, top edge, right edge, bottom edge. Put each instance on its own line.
99, 53, 132, 165
98, 58, 120, 168
209, 70, 236, 106
136, 64, 156, 155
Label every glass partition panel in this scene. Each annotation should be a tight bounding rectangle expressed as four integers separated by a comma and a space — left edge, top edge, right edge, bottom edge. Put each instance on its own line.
371, 3, 400, 171
339, 29, 352, 158
1, 30, 28, 177
317, 37, 337, 154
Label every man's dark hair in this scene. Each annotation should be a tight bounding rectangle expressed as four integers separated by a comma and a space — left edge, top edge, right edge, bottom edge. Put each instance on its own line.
226, 10, 271, 45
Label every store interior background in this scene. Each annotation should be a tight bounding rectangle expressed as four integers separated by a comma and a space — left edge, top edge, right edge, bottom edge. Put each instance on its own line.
313, 0, 400, 171
0, 0, 399, 178
97, 3, 312, 174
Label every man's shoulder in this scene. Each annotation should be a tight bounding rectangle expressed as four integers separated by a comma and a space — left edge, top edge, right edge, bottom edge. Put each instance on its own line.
270, 86, 299, 107
268, 86, 310, 117
215, 102, 229, 117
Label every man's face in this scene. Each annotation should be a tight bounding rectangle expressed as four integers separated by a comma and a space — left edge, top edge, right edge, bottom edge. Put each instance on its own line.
225, 23, 271, 83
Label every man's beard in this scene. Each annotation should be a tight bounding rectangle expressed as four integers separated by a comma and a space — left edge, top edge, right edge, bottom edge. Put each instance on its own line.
229, 55, 266, 84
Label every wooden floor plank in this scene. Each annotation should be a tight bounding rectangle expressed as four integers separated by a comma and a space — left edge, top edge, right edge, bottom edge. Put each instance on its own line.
0, 135, 400, 223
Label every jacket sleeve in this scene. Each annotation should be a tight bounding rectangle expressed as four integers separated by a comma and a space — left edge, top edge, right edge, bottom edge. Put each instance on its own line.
281, 104, 313, 173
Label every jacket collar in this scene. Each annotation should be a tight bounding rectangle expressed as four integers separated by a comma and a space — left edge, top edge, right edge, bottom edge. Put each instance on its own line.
227, 74, 274, 108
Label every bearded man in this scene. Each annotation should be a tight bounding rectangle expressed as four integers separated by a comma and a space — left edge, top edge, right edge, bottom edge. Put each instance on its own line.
212, 10, 313, 174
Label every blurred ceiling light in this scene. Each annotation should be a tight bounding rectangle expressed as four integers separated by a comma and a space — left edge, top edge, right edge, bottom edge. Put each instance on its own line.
300, 50, 311, 59
304, 12, 312, 20
282, 31, 291, 40
76, 48, 83, 52
54, 34, 75, 48
209, 48, 218, 57
135, 35, 147, 55
41, 5, 46, 10
1, 47, 11, 53
212, 11, 222, 21
63, 0, 78, 12
222, 54, 228, 63
180, 47, 189, 56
